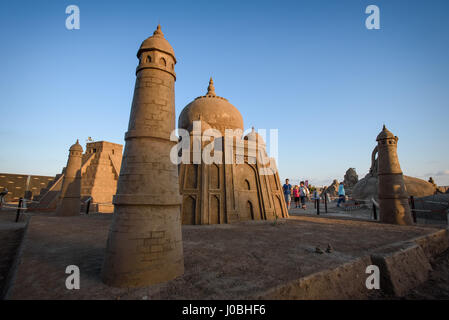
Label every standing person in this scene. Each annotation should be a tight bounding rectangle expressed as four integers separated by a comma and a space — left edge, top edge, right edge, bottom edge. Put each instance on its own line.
0, 188, 8, 208
299, 181, 309, 210
282, 179, 292, 209
313, 189, 320, 202
321, 186, 330, 203
293, 185, 300, 208
337, 182, 346, 207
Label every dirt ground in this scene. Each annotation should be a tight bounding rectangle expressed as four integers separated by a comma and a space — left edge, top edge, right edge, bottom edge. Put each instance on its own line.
289, 199, 448, 227
0, 211, 27, 298
401, 248, 449, 299
362, 247, 449, 300
2, 210, 446, 300
289, 201, 449, 299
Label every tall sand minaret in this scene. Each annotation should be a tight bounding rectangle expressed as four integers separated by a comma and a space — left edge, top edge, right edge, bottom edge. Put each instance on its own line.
377, 125, 413, 225
101, 25, 184, 287
56, 139, 83, 216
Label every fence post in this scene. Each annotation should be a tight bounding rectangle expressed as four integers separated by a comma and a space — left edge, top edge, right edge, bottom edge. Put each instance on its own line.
15, 198, 23, 223
86, 198, 91, 215
372, 202, 377, 221
446, 209, 449, 228
410, 196, 417, 223
324, 193, 328, 213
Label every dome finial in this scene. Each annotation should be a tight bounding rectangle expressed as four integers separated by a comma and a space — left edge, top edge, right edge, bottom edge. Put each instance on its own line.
376, 124, 395, 141
153, 24, 164, 37
207, 77, 216, 96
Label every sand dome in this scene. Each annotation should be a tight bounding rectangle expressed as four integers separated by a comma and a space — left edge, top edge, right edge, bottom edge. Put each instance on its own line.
244, 127, 266, 146
137, 25, 176, 61
178, 78, 244, 135
376, 125, 396, 141
69, 139, 83, 152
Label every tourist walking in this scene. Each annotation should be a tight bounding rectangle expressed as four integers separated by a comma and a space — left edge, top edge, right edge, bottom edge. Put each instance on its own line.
337, 182, 346, 207
299, 181, 309, 210
293, 185, 300, 208
282, 179, 292, 209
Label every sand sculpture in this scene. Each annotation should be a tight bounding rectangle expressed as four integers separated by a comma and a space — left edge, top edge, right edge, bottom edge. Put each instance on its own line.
177, 79, 288, 224
56, 140, 83, 216
343, 168, 358, 196
352, 132, 436, 201
376, 125, 413, 225
102, 25, 184, 287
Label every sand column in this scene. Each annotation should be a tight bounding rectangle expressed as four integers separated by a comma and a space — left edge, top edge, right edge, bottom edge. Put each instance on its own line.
56, 140, 83, 216
376, 125, 413, 225
101, 25, 184, 287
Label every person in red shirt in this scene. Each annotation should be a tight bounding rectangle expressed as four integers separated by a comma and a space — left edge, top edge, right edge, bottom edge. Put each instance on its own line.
293, 185, 300, 208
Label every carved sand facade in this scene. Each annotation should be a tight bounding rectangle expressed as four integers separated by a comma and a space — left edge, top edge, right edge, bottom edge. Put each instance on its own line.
178, 79, 288, 224
81, 141, 123, 213
29, 140, 123, 213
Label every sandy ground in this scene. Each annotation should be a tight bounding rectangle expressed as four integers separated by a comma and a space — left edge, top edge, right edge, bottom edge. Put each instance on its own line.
0, 211, 27, 298
361, 247, 449, 300
287, 199, 373, 220
2, 210, 445, 300
288, 199, 448, 227
405, 248, 449, 299
288, 200, 449, 299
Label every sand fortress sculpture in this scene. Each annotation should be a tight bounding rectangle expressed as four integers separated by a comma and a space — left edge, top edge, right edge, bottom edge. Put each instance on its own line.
29, 140, 123, 213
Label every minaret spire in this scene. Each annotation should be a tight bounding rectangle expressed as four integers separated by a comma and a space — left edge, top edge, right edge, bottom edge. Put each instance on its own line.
153, 24, 164, 37
207, 77, 216, 96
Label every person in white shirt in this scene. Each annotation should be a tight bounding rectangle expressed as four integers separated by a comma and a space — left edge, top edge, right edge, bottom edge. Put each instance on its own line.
299, 181, 309, 210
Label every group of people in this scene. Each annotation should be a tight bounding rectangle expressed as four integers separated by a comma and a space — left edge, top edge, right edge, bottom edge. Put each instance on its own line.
282, 179, 347, 210
282, 179, 310, 210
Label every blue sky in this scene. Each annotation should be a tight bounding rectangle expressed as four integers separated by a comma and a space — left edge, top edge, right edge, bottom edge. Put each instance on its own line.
0, 0, 448, 186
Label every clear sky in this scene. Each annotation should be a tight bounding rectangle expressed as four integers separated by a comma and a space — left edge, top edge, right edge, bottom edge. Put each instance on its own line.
0, 0, 448, 186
